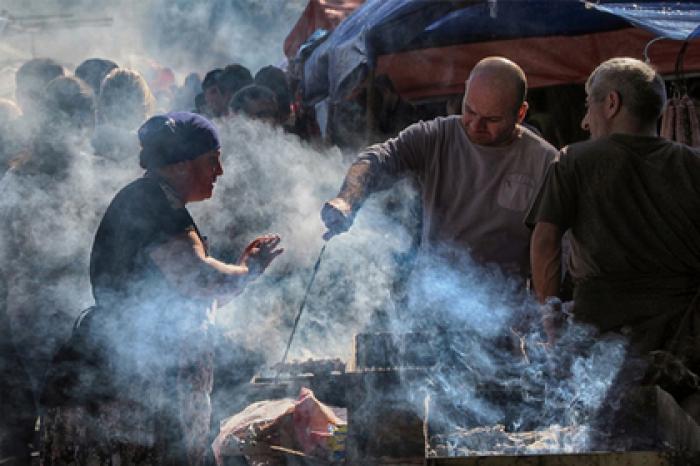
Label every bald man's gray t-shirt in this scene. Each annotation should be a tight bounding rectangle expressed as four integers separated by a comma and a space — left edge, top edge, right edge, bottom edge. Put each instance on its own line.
359, 115, 556, 276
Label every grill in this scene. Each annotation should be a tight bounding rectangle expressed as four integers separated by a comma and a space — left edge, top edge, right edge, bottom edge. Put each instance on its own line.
237, 331, 700, 465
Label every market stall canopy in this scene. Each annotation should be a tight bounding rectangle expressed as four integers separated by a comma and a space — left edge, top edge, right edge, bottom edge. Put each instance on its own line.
302, 0, 700, 104
284, 0, 365, 58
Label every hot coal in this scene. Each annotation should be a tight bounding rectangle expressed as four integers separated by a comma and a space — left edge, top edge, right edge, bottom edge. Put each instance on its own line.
428, 424, 591, 457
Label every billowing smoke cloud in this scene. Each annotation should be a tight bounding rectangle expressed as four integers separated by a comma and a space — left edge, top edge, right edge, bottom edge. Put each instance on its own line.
387, 251, 631, 456
145, 0, 307, 72
190, 116, 419, 363
0, 122, 140, 393
1, 0, 306, 100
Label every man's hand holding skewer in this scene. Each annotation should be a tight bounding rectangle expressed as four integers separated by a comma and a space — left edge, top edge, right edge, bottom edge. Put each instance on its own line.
321, 197, 354, 240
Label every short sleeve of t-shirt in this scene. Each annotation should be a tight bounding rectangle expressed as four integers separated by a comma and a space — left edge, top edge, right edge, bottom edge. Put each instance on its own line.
524, 150, 577, 230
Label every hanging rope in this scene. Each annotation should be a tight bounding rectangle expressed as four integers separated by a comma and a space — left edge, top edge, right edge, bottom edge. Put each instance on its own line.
643, 36, 666, 63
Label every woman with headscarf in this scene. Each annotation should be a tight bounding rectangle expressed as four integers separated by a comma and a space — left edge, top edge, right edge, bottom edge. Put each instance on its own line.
41, 112, 283, 465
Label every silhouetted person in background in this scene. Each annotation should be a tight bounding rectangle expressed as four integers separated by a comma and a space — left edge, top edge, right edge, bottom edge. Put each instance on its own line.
172, 72, 202, 112
15, 58, 65, 118
0, 98, 22, 179
254, 65, 291, 125
203, 64, 253, 118
201, 68, 223, 118
14, 58, 66, 148
194, 92, 207, 115
74, 58, 118, 96
231, 84, 279, 125
93, 68, 155, 161
0, 97, 35, 465
0, 75, 95, 466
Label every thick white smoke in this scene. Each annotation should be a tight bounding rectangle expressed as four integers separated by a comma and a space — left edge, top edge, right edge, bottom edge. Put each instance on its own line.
190, 116, 418, 363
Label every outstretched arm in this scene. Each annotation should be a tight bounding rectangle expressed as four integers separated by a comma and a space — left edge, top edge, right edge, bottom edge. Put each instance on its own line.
149, 231, 283, 300
321, 160, 374, 240
321, 119, 437, 239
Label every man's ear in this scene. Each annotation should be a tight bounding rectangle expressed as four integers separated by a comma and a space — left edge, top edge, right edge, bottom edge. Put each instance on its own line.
517, 101, 529, 124
605, 91, 622, 119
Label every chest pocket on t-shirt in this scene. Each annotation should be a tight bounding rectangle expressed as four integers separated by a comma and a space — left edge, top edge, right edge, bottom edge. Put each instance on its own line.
497, 173, 536, 212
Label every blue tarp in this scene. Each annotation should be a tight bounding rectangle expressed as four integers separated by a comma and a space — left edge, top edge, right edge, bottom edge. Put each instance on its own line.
593, 2, 700, 41
303, 0, 700, 104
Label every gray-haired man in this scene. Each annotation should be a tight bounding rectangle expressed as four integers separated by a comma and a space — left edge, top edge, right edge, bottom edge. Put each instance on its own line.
527, 57, 700, 419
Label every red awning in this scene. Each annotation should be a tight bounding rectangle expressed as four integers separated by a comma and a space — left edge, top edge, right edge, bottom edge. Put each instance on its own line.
284, 0, 364, 58
376, 28, 700, 101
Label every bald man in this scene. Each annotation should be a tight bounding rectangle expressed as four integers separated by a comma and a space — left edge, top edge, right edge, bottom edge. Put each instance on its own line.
321, 57, 557, 279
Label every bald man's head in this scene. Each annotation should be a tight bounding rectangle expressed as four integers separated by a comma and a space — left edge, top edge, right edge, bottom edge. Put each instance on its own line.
461, 57, 529, 146
469, 57, 527, 111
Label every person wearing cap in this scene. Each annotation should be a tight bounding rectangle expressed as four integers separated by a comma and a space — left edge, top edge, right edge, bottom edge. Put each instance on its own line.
41, 112, 283, 465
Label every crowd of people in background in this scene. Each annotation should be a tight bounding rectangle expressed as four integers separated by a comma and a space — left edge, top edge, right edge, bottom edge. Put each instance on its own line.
0, 56, 312, 183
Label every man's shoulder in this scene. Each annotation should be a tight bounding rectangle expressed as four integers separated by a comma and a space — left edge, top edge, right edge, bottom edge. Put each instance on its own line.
515, 125, 558, 159
564, 134, 698, 162
402, 115, 460, 134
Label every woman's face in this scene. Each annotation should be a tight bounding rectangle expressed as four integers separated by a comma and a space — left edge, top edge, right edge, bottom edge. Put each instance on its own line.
184, 149, 223, 202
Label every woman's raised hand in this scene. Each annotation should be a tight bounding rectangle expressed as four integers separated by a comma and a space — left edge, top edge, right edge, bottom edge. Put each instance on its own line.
238, 234, 284, 276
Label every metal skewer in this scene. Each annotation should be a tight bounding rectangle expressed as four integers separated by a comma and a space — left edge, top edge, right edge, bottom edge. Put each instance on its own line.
276, 241, 328, 381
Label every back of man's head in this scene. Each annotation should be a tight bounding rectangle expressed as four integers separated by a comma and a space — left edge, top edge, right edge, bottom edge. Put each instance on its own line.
42, 76, 95, 132
98, 68, 154, 129
202, 68, 223, 91
219, 64, 253, 96
15, 58, 66, 115
184, 72, 202, 92
255, 65, 291, 121
231, 84, 278, 123
75, 57, 118, 95
586, 57, 666, 124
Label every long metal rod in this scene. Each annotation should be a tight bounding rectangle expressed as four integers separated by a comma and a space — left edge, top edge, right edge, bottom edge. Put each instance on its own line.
276, 242, 328, 380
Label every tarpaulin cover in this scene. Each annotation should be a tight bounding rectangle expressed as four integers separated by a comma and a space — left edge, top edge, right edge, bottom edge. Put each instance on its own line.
284, 0, 364, 58
592, 2, 700, 40
378, 28, 700, 100
302, 0, 700, 103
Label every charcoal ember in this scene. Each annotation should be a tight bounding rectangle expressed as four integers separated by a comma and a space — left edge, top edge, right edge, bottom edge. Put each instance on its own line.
428, 424, 590, 457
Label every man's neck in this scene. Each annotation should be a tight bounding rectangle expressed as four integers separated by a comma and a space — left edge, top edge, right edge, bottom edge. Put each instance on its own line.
608, 116, 658, 138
